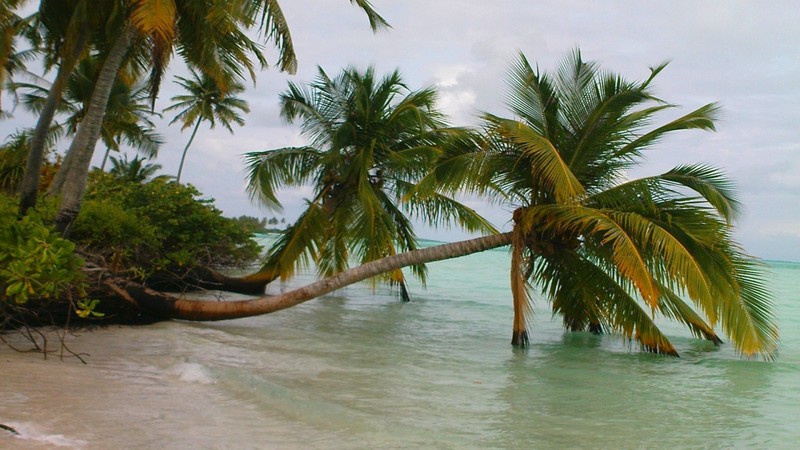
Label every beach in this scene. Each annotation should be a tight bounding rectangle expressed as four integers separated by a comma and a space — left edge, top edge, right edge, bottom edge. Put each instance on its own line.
2, 248, 798, 449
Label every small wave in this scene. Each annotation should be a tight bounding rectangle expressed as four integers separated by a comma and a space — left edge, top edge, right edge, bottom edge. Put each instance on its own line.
170, 362, 216, 384
4, 421, 87, 448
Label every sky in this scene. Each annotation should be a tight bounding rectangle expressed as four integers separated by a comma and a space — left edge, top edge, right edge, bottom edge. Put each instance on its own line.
3, 1, 799, 261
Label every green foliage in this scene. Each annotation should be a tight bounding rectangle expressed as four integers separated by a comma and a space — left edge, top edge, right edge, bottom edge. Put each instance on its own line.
71, 173, 261, 281
245, 66, 495, 289
0, 196, 85, 307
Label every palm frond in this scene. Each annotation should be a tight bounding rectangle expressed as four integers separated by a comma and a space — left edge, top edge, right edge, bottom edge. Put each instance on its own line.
244, 146, 323, 210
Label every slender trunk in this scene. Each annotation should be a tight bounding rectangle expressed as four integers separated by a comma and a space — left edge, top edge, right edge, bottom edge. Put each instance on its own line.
132, 232, 512, 321
55, 24, 136, 236
99, 147, 111, 171
47, 143, 74, 195
18, 30, 88, 215
510, 225, 531, 347
175, 118, 201, 184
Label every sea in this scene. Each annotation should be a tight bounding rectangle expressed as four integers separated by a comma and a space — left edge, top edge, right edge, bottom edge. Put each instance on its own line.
1, 237, 799, 449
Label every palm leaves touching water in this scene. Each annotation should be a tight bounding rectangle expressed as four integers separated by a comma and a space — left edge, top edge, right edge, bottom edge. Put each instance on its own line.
425, 50, 776, 357
2, 0, 777, 359
242, 52, 776, 358
245, 66, 495, 297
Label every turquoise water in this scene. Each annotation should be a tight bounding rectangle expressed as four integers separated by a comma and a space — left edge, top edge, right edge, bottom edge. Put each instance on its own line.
1, 242, 799, 448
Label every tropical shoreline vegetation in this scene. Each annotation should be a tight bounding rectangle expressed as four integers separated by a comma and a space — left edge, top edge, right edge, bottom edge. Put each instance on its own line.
0, 1, 778, 360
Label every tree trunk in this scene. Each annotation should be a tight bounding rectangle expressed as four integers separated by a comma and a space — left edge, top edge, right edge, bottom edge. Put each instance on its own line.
18, 30, 88, 215
175, 118, 201, 184
128, 232, 512, 321
99, 147, 111, 171
54, 24, 136, 236
510, 225, 531, 347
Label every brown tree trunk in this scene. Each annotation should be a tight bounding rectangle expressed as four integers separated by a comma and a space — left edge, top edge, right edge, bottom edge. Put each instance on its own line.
122, 233, 512, 321
54, 24, 135, 236
18, 30, 88, 215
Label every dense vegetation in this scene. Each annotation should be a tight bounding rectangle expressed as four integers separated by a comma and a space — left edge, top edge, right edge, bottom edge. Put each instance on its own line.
0, 172, 261, 330
0, 1, 779, 359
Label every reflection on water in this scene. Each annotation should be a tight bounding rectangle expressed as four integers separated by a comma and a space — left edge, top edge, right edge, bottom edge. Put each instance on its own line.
1, 259, 798, 449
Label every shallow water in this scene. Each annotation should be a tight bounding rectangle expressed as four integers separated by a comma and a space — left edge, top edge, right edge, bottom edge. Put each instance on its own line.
2, 245, 799, 449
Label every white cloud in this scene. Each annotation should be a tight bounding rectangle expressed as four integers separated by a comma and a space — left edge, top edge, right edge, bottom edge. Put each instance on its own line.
3, 0, 799, 261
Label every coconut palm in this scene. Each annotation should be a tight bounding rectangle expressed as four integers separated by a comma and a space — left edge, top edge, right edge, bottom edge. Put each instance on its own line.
16, 0, 94, 215
50, 0, 388, 235
412, 50, 776, 357
244, 66, 495, 296
0, 128, 60, 193
108, 154, 163, 183
165, 69, 249, 184
150, 51, 776, 360
12, 55, 162, 173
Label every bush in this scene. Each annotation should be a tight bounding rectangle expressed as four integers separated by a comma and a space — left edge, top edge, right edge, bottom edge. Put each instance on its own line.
0, 194, 89, 327
71, 172, 261, 282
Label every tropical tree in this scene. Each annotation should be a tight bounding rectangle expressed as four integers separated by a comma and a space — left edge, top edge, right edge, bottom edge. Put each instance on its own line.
108, 154, 163, 183
165, 69, 249, 184
48, 0, 388, 235
414, 50, 775, 357
12, 55, 162, 174
0, 0, 29, 116
135, 51, 776, 360
244, 66, 495, 297
16, 0, 93, 215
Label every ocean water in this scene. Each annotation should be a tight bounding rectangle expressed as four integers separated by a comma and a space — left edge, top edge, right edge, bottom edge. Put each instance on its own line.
1, 241, 799, 449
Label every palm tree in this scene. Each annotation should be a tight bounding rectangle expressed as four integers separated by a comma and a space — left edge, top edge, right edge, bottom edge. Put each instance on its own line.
244, 66, 495, 296
108, 154, 163, 183
50, 0, 389, 235
16, 0, 93, 215
165, 69, 249, 184
140, 51, 776, 360
417, 50, 776, 356
12, 55, 162, 175
0, 128, 60, 193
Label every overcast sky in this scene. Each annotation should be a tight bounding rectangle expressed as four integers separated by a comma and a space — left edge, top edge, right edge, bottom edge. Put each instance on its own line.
3, 1, 799, 261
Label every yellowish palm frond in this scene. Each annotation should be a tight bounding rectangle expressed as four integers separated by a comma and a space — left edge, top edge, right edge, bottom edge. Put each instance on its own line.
130, 0, 176, 43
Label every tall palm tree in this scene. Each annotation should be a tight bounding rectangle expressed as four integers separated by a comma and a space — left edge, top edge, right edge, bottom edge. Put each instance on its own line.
51, 0, 389, 235
244, 66, 495, 296
16, 0, 93, 215
12, 55, 162, 173
147, 51, 776, 360
165, 69, 248, 184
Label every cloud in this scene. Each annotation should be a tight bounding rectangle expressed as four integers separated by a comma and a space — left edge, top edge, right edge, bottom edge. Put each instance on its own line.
2, 0, 799, 261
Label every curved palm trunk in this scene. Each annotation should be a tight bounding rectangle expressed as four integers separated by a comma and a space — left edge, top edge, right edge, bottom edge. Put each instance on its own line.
54, 24, 136, 236
18, 30, 88, 215
130, 232, 512, 321
175, 118, 202, 184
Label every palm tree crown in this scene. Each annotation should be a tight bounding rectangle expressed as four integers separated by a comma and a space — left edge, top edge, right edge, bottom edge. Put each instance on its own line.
108, 154, 163, 184
13, 55, 162, 169
439, 50, 777, 357
165, 69, 249, 184
245, 66, 494, 294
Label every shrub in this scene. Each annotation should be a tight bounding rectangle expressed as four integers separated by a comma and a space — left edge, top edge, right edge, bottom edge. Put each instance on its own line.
0, 194, 89, 327
71, 172, 261, 282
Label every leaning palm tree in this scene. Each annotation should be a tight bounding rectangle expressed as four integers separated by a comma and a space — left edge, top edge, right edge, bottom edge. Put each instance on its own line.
244, 66, 495, 296
165, 69, 249, 184
415, 50, 777, 356
146, 51, 776, 360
